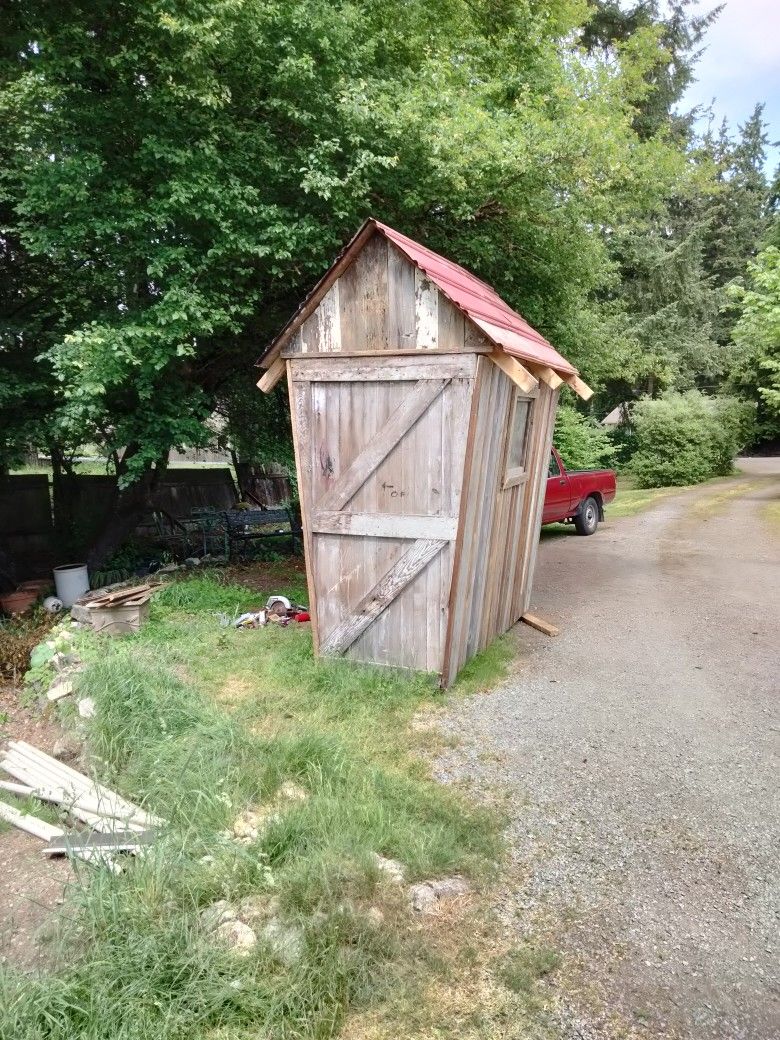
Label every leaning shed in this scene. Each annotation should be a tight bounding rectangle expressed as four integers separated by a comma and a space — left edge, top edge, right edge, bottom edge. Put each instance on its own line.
257, 219, 591, 685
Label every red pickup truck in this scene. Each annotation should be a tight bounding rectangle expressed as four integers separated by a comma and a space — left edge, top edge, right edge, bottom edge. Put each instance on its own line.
543, 446, 617, 535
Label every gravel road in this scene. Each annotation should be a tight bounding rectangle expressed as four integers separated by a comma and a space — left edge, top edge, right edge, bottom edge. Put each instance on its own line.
436, 459, 779, 1039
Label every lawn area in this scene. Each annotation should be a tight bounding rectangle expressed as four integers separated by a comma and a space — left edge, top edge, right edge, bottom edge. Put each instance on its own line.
762, 498, 780, 534
607, 475, 680, 518
0, 567, 527, 1040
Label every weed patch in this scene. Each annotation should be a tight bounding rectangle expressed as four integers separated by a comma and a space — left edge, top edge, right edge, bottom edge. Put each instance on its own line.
498, 944, 561, 995
1, 571, 507, 1039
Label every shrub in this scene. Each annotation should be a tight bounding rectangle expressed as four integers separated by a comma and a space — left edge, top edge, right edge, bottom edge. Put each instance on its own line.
553, 404, 616, 470
631, 391, 755, 488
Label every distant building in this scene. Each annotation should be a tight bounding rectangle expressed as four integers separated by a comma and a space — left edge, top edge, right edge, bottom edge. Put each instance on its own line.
601, 403, 630, 427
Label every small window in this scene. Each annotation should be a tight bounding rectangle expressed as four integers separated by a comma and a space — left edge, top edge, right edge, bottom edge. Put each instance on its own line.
504, 391, 535, 488
548, 452, 560, 477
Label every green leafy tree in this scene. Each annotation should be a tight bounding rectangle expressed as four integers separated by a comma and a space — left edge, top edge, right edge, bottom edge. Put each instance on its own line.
0, 0, 713, 561
728, 245, 780, 440
631, 390, 755, 487
553, 405, 616, 470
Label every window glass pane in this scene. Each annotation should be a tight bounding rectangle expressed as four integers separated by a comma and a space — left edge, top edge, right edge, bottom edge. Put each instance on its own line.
548, 452, 560, 477
507, 397, 530, 471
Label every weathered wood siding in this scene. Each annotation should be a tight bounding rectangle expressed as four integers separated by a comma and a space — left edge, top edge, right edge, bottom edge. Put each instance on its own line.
289, 353, 477, 674
283, 237, 489, 357
281, 230, 562, 684
443, 357, 559, 683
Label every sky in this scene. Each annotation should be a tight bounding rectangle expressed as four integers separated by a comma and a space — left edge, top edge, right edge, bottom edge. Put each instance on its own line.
682, 0, 780, 171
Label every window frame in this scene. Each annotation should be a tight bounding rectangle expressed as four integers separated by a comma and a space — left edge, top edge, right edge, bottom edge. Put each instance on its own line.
502, 388, 537, 489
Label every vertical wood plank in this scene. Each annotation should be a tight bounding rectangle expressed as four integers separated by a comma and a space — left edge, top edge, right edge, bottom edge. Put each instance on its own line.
337, 251, 363, 353
360, 236, 389, 352
442, 356, 488, 684
388, 242, 416, 350
415, 269, 438, 349
287, 369, 319, 650
519, 386, 559, 617
438, 295, 465, 352
300, 311, 319, 354
316, 281, 342, 353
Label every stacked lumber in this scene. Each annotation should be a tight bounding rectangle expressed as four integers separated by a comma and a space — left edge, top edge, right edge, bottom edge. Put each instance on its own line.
0, 739, 162, 866
87, 583, 152, 609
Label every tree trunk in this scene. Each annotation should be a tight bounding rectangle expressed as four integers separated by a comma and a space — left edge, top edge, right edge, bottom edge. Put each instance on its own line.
51, 444, 76, 560
86, 447, 167, 569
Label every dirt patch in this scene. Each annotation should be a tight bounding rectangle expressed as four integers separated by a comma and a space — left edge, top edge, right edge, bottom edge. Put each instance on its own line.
216, 675, 255, 707
0, 828, 73, 973
1, 681, 74, 973
0, 681, 65, 752
223, 558, 308, 598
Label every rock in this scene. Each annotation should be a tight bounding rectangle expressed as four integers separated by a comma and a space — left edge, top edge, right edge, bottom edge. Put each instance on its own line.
52, 733, 83, 763
232, 809, 263, 841
260, 918, 304, 967
47, 677, 74, 702
371, 853, 405, 883
238, 894, 280, 925
51, 651, 81, 672
199, 899, 237, 931
429, 876, 471, 899
214, 919, 257, 955
232, 807, 280, 842
409, 883, 437, 914
277, 781, 307, 803
70, 603, 92, 624
77, 697, 96, 719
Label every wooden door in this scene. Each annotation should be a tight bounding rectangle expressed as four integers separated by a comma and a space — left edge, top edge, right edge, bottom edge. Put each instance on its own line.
289, 354, 476, 674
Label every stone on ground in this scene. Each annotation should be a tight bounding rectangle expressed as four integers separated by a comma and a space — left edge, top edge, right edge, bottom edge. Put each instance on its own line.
371, 853, 405, 883
214, 919, 257, 955
261, 918, 304, 967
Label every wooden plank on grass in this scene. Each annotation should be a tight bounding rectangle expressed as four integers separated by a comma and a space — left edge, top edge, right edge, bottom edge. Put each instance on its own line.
520, 612, 560, 637
44, 829, 156, 856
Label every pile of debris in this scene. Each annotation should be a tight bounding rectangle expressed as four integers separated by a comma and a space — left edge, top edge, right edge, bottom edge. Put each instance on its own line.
0, 739, 162, 871
80, 583, 154, 636
227, 595, 310, 630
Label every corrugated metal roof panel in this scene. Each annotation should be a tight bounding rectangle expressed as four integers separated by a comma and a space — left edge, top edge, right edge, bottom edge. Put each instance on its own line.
373, 220, 576, 376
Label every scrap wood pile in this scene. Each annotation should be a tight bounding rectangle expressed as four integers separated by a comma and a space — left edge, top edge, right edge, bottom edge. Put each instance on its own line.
0, 739, 162, 871
85, 583, 153, 609
79, 583, 154, 636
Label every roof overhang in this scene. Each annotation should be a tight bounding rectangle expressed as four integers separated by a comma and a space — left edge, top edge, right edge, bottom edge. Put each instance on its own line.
256, 219, 592, 400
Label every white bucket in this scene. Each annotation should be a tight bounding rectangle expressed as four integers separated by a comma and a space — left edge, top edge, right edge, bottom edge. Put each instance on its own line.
53, 564, 90, 607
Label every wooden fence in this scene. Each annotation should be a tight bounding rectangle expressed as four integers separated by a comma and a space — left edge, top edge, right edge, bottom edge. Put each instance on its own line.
0, 467, 291, 583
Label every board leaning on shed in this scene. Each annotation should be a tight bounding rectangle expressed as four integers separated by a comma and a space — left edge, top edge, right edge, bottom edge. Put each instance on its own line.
257, 219, 591, 686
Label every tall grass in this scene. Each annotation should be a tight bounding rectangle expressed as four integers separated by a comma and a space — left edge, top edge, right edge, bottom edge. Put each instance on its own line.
1, 573, 505, 1039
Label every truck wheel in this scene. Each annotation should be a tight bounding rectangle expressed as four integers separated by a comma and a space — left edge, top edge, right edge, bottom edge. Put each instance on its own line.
574, 496, 599, 536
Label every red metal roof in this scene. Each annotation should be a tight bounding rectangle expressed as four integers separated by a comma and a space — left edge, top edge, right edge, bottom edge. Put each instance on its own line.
259, 218, 577, 378
371, 220, 576, 376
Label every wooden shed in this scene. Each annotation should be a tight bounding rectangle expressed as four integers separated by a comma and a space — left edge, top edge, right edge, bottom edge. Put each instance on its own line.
257, 219, 591, 685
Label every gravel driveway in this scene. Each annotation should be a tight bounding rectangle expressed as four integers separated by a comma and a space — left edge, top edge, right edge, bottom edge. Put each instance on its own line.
437, 459, 779, 1039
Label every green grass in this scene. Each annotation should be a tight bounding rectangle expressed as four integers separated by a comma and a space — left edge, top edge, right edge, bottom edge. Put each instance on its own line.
497, 944, 560, 995
1, 570, 509, 1040
608, 482, 679, 518
763, 499, 780, 534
